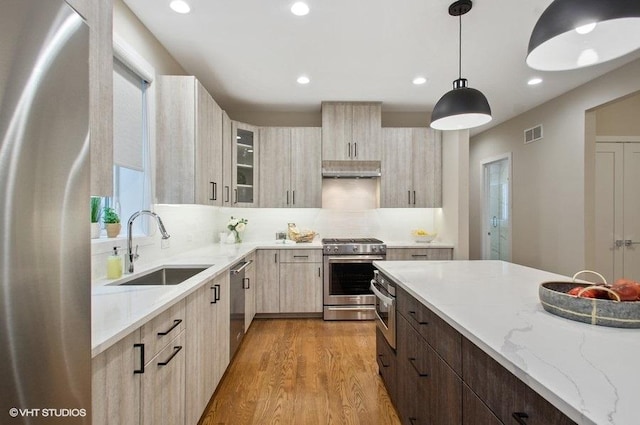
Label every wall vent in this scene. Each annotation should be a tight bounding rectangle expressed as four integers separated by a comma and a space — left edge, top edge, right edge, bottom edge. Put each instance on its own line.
524, 124, 543, 144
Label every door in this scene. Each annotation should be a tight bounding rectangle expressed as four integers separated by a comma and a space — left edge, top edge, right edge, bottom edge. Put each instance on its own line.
482, 155, 511, 261
259, 127, 290, 207
595, 142, 640, 282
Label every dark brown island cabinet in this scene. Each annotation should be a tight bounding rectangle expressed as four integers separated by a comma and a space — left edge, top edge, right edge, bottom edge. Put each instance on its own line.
377, 286, 577, 425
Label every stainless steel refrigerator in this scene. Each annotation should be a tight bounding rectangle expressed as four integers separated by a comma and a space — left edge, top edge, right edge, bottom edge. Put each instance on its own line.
1, 0, 91, 423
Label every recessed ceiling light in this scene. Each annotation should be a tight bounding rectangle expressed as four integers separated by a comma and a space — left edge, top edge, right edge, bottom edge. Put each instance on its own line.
413, 77, 427, 85
527, 77, 543, 85
291, 2, 310, 16
169, 0, 191, 14
297, 75, 310, 85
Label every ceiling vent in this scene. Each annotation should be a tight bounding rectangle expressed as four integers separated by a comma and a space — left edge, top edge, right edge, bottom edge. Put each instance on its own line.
524, 124, 543, 144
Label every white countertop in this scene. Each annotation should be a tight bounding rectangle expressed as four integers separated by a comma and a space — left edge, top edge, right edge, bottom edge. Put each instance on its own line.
384, 241, 454, 248
372, 260, 640, 425
91, 241, 322, 357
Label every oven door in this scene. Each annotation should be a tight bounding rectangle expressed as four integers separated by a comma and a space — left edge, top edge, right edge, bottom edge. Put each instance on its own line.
371, 277, 396, 349
323, 255, 384, 306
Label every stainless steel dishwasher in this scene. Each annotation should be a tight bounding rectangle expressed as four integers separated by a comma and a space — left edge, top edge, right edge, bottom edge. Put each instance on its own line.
230, 258, 252, 359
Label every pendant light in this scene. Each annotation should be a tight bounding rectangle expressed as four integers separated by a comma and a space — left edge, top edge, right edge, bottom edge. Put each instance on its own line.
430, 0, 491, 131
527, 0, 640, 71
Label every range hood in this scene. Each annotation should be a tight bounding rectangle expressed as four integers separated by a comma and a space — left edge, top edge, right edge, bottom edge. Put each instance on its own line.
321, 160, 381, 178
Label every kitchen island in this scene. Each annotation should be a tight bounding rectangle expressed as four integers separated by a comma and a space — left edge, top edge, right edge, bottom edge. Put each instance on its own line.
372, 260, 640, 425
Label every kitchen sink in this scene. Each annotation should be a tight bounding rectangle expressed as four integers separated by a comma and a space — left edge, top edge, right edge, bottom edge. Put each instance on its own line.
113, 266, 211, 286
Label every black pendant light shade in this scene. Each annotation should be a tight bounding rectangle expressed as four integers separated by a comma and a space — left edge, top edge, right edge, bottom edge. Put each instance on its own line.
527, 0, 640, 71
430, 1, 492, 131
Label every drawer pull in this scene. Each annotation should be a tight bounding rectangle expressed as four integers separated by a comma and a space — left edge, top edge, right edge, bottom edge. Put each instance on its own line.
408, 357, 429, 377
411, 255, 428, 258
157, 319, 182, 336
157, 346, 182, 367
408, 310, 429, 325
512, 412, 529, 424
409, 417, 418, 425
293, 255, 309, 259
378, 353, 390, 368
210, 283, 221, 304
133, 343, 145, 374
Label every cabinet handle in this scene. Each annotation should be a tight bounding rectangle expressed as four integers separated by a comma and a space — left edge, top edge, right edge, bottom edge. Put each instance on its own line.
354, 142, 357, 158
348, 142, 351, 158
377, 353, 390, 368
411, 255, 428, 259
408, 310, 428, 325
408, 190, 411, 205
413, 190, 416, 205
293, 255, 309, 259
274, 253, 278, 263
409, 417, 418, 425
211, 284, 221, 304
512, 412, 529, 425
243, 277, 250, 289
292, 190, 295, 205
234, 188, 238, 204
408, 357, 429, 378
225, 185, 230, 203
133, 343, 145, 374
286, 190, 289, 205
209, 182, 214, 201
157, 346, 182, 367
318, 267, 321, 277
157, 319, 182, 336
213, 182, 217, 200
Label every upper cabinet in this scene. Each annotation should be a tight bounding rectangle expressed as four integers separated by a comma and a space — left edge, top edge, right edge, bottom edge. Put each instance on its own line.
222, 111, 233, 206
259, 127, 322, 208
156, 76, 223, 205
231, 121, 260, 207
322, 102, 381, 161
381, 128, 442, 208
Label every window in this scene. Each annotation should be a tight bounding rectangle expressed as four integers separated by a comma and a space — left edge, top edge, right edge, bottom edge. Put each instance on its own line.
110, 57, 151, 236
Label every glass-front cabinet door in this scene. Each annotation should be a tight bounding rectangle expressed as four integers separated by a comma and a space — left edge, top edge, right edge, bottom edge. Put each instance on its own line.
231, 121, 259, 206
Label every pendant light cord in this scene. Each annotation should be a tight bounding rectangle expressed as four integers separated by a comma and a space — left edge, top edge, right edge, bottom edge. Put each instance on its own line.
458, 14, 462, 79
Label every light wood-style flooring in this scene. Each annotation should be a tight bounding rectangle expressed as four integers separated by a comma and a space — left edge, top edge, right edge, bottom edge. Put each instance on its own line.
201, 319, 401, 425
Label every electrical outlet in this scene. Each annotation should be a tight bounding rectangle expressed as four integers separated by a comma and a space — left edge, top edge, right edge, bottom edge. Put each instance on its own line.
161, 238, 170, 249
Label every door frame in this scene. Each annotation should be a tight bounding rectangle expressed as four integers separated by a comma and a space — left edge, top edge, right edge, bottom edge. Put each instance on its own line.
481, 152, 513, 261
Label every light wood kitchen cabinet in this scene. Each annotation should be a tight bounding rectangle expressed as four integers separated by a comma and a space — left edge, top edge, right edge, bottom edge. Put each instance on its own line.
244, 252, 256, 331
156, 75, 223, 205
93, 300, 187, 425
381, 128, 442, 207
386, 247, 453, 261
92, 330, 141, 425
256, 250, 280, 313
222, 111, 233, 206
256, 249, 323, 314
322, 102, 381, 161
259, 127, 322, 208
231, 121, 260, 207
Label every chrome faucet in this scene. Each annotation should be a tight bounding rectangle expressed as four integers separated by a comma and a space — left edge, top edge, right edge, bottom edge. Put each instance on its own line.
126, 210, 170, 273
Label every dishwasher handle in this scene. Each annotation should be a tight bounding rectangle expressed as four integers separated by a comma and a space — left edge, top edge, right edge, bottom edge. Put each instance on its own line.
230, 259, 253, 275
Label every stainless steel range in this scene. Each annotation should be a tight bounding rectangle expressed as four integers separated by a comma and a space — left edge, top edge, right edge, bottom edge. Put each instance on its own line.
322, 238, 386, 320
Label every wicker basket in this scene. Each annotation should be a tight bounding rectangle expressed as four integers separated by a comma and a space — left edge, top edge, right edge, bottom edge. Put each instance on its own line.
539, 270, 640, 328
288, 229, 317, 243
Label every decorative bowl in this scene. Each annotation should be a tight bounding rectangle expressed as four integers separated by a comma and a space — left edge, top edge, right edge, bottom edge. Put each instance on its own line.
412, 231, 436, 243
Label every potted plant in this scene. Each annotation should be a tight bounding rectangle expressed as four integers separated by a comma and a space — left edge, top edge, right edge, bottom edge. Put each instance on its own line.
90, 197, 101, 239
103, 207, 121, 238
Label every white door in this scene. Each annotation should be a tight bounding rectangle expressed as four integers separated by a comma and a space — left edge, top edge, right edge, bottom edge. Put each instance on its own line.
482, 155, 511, 261
595, 142, 640, 282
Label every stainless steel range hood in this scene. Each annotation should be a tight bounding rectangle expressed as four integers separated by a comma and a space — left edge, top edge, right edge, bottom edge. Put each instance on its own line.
321, 160, 381, 178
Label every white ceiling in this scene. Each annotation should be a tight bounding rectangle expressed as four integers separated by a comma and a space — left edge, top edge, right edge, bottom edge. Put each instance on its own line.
123, 0, 640, 132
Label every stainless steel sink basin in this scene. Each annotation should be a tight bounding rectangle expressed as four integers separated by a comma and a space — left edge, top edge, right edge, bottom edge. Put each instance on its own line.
113, 266, 211, 286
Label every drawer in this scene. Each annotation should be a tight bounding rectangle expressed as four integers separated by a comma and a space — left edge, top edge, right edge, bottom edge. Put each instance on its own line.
386, 248, 453, 261
462, 339, 576, 425
141, 300, 186, 360
397, 286, 462, 375
278, 249, 322, 263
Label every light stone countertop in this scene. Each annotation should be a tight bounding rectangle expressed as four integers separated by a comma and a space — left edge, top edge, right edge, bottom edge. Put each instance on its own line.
372, 260, 640, 425
91, 240, 322, 357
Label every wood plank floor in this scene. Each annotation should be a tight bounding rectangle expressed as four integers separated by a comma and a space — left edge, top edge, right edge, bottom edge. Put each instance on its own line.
200, 319, 401, 425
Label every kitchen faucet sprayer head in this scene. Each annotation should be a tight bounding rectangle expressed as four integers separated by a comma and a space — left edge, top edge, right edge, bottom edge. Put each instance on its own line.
156, 216, 170, 239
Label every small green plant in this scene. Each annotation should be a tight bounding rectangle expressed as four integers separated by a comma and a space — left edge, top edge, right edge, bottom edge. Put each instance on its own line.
90, 197, 101, 223
103, 207, 120, 224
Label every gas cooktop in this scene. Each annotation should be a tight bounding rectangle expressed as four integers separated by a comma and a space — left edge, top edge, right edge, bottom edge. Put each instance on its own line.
321, 238, 386, 255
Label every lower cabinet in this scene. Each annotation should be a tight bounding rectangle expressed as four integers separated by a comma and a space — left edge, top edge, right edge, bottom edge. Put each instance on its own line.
379, 286, 578, 425
256, 248, 323, 314
93, 300, 187, 425
185, 272, 230, 425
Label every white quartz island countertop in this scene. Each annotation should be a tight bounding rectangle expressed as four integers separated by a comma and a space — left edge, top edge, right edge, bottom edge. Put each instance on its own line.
372, 260, 640, 425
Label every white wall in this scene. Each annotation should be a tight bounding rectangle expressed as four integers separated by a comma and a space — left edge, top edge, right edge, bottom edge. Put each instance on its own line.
469, 58, 640, 276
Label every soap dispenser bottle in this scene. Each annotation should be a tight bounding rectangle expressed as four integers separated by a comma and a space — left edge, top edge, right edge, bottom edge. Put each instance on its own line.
107, 246, 123, 279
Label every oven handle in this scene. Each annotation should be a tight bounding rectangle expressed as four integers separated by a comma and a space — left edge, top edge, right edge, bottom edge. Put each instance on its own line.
370, 280, 394, 306
326, 255, 386, 263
